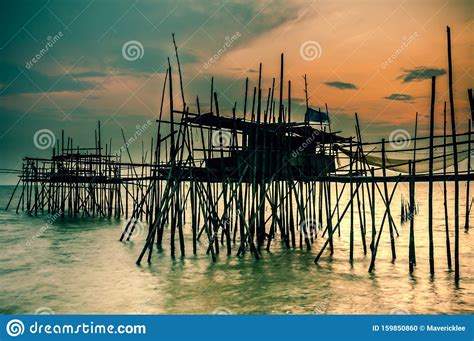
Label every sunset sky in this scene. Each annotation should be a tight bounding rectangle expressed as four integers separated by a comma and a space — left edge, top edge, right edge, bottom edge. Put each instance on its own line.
0, 0, 472, 183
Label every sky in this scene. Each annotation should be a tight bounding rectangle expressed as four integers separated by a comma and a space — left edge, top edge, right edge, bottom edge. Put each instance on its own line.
0, 0, 472, 183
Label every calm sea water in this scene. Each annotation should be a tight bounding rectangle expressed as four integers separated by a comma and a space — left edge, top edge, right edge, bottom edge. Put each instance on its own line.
0, 183, 472, 315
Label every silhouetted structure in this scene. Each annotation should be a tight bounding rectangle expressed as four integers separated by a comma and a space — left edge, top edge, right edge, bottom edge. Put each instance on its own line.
4, 27, 473, 283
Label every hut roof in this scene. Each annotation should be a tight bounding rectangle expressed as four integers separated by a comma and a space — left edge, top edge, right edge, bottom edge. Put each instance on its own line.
186, 113, 350, 143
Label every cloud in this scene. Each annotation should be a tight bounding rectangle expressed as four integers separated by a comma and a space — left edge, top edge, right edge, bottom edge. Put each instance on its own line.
383, 93, 415, 102
0, 62, 98, 96
398, 67, 446, 82
70, 71, 108, 78
323, 81, 357, 90
1, 1, 302, 76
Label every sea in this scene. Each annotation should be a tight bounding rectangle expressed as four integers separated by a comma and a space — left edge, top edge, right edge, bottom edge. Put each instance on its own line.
0, 183, 472, 314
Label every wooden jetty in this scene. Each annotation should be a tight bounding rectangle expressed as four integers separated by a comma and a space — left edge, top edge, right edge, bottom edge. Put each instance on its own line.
4, 27, 473, 283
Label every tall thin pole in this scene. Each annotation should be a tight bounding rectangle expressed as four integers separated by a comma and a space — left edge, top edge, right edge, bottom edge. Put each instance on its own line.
278, 53, 284, 123
468, 89, 473, 125
428, 75, 436, 276
465, 121, 471, 231
409, 160, 415, 272
447, 26, 460, 282
172, 33, 186, 110
443, 102, 452, 268
381, 139, 396, 261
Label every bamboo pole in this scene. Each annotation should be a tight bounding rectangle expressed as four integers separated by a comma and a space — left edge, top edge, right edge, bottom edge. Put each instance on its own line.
447, 26, 460, 282
409, 160, 416, 272
443, 102, 452, 268
428, 76, 436, 275
381, 139, 396, 261
465, 120, 471, 232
